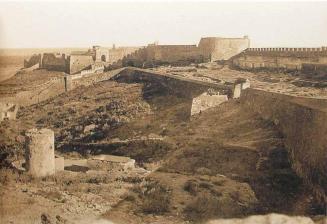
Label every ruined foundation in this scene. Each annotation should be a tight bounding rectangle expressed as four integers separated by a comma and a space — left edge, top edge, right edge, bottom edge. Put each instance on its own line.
191, 92, 228, 115
25, 128, 55, 177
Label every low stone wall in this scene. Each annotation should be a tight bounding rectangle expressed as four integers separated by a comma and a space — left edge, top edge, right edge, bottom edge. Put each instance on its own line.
240, 89, 327, 203
0, 69, 124, 106
0, 77, 66, 106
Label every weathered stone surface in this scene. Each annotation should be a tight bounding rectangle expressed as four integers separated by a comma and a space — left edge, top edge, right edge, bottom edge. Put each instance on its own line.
25, 128, 55, 177
55, 156, 64, 172
90, 154, 135, 171
191, 92, 228, 115
233, 79, 250, 99
0, 102, 19, 123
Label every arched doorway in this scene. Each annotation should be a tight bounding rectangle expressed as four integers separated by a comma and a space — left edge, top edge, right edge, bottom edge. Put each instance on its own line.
101, 55, 106, 62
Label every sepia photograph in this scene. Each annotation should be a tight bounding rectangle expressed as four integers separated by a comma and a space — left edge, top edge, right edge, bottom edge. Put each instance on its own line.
0, 0, 326, 223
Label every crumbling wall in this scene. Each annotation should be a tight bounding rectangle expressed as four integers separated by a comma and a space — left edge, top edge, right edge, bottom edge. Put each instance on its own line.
191, 92, 228, 115
42, 53, 68, 72
24, 54, 41, 68
0, 102, 19, 122
25, 128, 55, 177
198, 36, 250, 61
240, 88, 327, 203
108, 47, 141, 64
69, 54, 94, 74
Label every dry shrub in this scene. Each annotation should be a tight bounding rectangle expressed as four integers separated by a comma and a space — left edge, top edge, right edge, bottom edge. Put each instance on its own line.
184, 191, 221, 220
134, 180, 171, 214
183, 179, 199, 196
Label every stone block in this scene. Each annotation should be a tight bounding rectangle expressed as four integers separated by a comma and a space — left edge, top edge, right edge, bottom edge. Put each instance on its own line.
191, 92, 228, 115
55, 156, 64, 172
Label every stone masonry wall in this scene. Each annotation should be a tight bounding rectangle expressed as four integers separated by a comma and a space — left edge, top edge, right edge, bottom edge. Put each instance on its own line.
198, 37, 250, 61
240, 88, 327, 203
24, 54, 41, 68
69, 54, 94, 74
108, 47, 142, 64
42, 53, 68, 72
232, 47, 327, 72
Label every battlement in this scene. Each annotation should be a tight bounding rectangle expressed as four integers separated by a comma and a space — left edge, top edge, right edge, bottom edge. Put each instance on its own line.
245, 47, 327, 53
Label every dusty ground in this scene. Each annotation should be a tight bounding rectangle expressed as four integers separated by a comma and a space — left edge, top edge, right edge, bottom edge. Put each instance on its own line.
0, 63, 326, 223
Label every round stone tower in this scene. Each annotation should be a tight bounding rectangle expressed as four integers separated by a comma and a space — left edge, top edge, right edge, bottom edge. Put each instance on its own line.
25, 128, 55, 177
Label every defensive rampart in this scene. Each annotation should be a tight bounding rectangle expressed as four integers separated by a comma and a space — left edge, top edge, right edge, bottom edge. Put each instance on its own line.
122, 45, 207, 67
240, 88, 327, 203
232, 47, 327, 75
42, 53, 68, 72
198, 36, 250, 61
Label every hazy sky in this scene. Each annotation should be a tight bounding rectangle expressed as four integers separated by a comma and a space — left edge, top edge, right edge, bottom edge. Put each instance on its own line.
0, 1, 327, 48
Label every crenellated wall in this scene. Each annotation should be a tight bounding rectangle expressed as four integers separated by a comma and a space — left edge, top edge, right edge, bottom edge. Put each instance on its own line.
232, 47, 327, 73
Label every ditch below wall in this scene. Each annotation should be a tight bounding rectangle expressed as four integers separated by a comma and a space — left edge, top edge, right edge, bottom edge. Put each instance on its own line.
240, 89, 327, 204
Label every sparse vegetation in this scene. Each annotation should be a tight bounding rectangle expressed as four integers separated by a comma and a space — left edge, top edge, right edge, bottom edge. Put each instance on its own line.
133, 180, 171, 214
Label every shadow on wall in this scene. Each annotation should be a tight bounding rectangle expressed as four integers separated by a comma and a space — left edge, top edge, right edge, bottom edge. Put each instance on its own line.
240, 88, 327, 206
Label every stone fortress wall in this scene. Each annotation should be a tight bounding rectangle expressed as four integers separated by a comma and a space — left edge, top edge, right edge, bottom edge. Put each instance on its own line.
108, 46, 141, 64
69, 54, 94, 74
240, 88, 327, 203
121, 36, 250, 67
23, 36, 250, 74
121, 44, 207, 67
42, 53, 68, 72
232, 47, 327, 75
24, 54, 42, 68
198, 36, 250, 61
